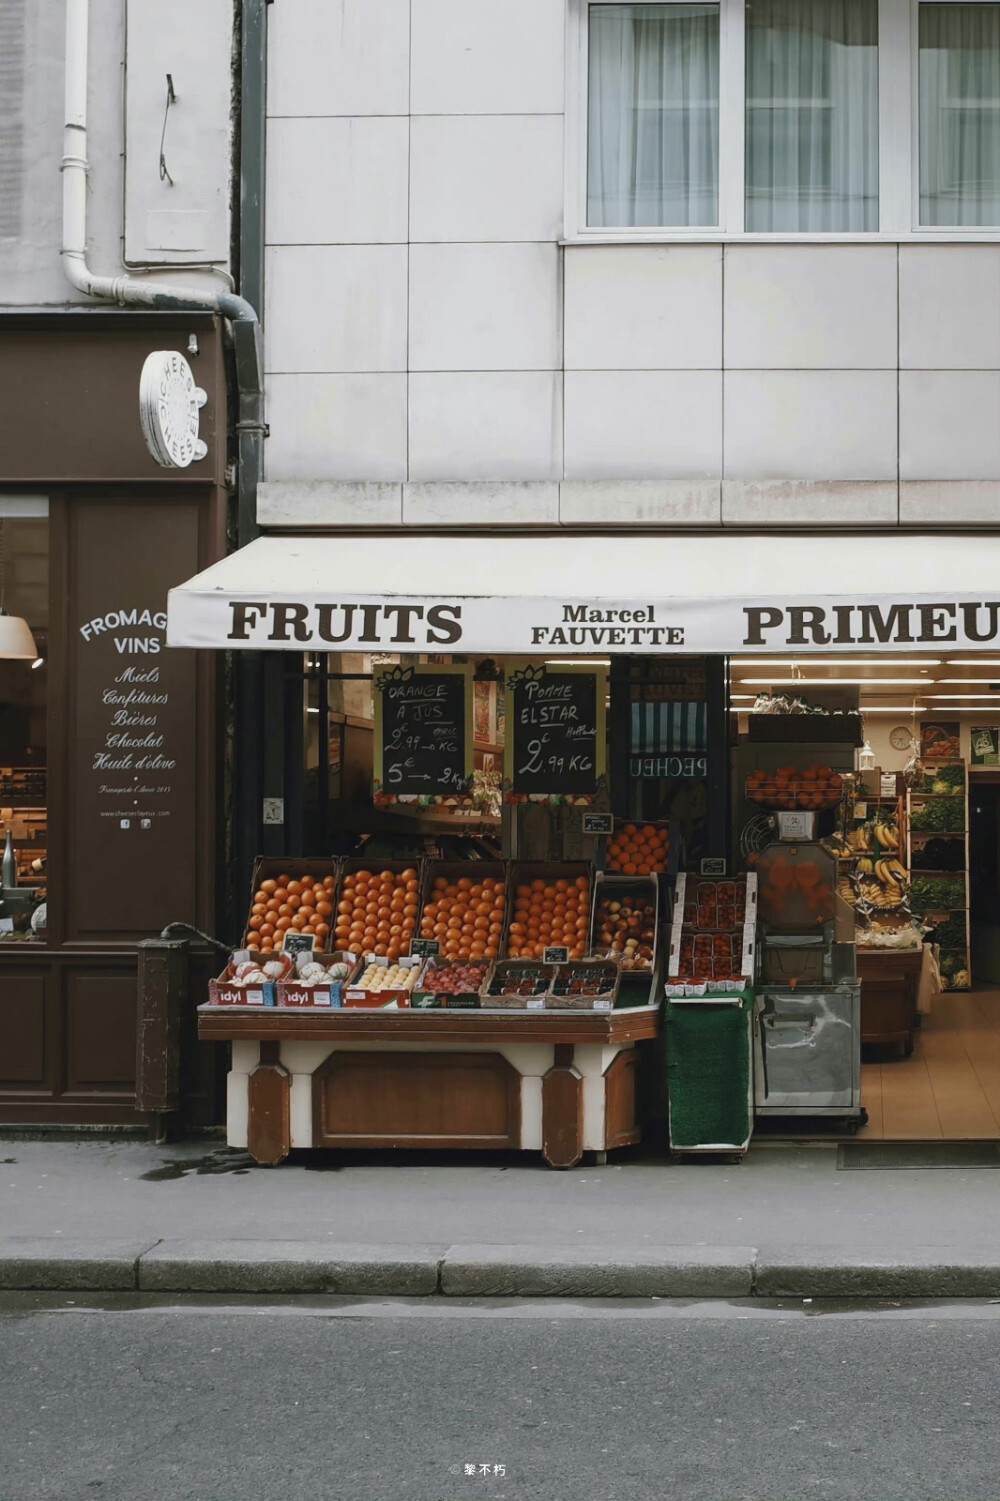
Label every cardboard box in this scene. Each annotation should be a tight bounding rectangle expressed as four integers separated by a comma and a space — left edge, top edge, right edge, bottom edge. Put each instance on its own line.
242, 857, 341, 952
275, 951, 362, 1009
208, 951, 294, 1007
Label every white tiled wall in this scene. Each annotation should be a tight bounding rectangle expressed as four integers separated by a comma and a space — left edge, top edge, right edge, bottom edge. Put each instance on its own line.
263, 2, 1000, 523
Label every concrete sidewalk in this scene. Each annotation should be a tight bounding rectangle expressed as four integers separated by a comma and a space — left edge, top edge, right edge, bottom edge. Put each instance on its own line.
1, 1138, 998, 1298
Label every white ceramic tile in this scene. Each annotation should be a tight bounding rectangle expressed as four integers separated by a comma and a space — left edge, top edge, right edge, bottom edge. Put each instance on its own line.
409, 244, 560, 371
900, 481, 1000, 524
724, 246, 897, 370
408, 373, 563, 480
267, 0, 410, 117
724, 371, 897, 480
409, 115, 564, 242
257, 482, 403, 528
899, 248, 1000, 370
403, 482, 559, 525
266, 118, 408, 245
722, 481, 898, 526
564, 372, 721, 480
559, 480, 722, 525
900, 372, 1000, 480
410, 0, 564, 114
265, 246, 407, 373
265, 374, 407, 481
565, 247, 722, 370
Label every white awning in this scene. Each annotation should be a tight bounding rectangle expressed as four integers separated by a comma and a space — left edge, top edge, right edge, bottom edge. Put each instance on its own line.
167, 531, 1000, 655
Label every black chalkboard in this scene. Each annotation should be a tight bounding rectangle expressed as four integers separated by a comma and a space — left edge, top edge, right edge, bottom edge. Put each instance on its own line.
505, 666, 605, 799
375, 666, 472, 800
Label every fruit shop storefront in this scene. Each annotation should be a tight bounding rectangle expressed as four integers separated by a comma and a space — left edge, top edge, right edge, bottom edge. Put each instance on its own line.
168, 531, 1000, 1165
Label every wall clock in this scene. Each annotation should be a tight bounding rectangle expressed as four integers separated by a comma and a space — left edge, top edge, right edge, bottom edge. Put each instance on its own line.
889, 726, 913, 751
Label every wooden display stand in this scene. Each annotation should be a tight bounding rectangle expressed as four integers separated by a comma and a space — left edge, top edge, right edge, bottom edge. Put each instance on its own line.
198, 1005, 659, 1169
857, 948, 922, 1054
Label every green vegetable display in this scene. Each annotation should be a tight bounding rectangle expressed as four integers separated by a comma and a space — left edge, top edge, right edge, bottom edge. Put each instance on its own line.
910, 797, 965, 831
926, 913, 966, 947
909, 876, 965, 911
919, 764, 964, 793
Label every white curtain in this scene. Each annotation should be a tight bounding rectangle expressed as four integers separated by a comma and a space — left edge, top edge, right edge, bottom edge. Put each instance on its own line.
745, 0, 878, 231
920, 4, 1000, 226
588, 4, 720, 227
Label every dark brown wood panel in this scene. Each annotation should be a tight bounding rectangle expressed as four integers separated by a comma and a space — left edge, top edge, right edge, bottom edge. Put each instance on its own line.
604, 1048, 641, 1151
542, 1043, 584, 1169
199, 1006, 661, 1047
247, 1041, 291, 1165
64, 971, 137, 1091
0, 973, 48, 1086
859, 950, 922, 1053
312, 1051, 521, 1149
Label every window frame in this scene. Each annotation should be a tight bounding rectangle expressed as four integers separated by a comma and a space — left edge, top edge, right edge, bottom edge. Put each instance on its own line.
565, 0, 1000, 240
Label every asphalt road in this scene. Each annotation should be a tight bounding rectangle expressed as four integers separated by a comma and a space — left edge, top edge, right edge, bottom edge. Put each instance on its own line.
1, 1297, 998, 1501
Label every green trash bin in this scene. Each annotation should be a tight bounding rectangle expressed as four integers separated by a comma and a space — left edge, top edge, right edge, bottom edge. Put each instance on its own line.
665, 988, 755, 1154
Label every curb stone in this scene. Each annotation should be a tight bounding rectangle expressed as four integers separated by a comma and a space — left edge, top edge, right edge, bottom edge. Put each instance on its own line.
137, 1240, 445, 1295
440, 1244, 757, 1298
0, 1238, 159, 1291
755, 1247, 1000, 1299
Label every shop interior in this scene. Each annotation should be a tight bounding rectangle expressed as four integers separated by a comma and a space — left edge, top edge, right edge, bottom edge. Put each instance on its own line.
0, 513, 47, 934
272, 645, 1000, 1146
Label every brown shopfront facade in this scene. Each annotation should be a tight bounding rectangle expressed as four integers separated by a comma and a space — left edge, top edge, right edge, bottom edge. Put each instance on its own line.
0, 312, 228, 1125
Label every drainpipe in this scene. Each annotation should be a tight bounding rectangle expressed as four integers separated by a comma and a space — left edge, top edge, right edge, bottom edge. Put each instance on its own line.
61, 0, 258, 327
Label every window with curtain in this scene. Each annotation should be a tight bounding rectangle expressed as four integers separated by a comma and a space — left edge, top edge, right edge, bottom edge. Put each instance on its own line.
587, 3, 720, 226
745, 0, 879, 231
920, 3, 1000, 225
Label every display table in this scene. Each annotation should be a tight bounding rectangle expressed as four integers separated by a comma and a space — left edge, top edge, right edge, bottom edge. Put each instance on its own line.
198, 1004, 661, 1169
857, 948, 923, 1054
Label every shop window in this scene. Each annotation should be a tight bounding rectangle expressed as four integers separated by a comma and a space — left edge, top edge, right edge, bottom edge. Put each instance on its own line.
0, 510, 47, 940
919, 2, 1000, 225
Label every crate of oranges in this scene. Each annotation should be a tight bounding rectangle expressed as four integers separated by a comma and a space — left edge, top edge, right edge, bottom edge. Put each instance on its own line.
605, 823, 669, 876
244, 861, 339, 954
745, 766, 843, 811
416, 862, 506, 962
505, 864, 592, 960
332, 861, 422, 961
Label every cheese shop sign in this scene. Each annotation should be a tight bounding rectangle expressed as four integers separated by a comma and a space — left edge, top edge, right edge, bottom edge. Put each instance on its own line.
170, 592, 1000, 655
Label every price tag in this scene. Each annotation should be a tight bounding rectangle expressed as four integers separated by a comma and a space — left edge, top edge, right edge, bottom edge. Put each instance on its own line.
526, 997, 546, 1010
281, 931, 318, 956
0, 917, 12, 934
855, 801, 868, 820
411, 938, 441, 958
582, 812, 614, 836
700, 857, 726, 876
543, 945, 569, 965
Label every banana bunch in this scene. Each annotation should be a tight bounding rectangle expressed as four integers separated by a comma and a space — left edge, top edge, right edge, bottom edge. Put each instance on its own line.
873, 822, 899, 850
858, 857, 875, 875
860, 879, 905, 909
837, 875, 858, 906
875, 858, 909, 886
846, 826, 873, 854
823, 835, 852, 859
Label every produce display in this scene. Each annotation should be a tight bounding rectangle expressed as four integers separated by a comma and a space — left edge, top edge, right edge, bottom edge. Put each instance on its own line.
332, 867, 420, 958
676, 932, 744, 982
353, 957, 422, 993
230, 958, 288, 986
924, 913, 966, 947
910, 798, 964, 832
483, 961, 554, 1000
745, 765, 843, 810
417, 959, 489, 997
917, 765, 964, 795
605, 823, 669, 875
247, 872, 337, 953
682, 879, 747, 930
417, 873, 505, 960
830, 817, 910, 914
592, 890, 656, 972
940, 953, 971, 989
669, 874, 755, 984
911, 836, 964, 871
548, 960, 618, 1007
909, 875, 965, 912
506, 876, 590, 959
294, 958, 354, 988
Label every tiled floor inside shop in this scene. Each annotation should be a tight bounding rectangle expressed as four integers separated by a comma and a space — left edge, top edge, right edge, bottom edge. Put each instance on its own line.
860, 988, 1000, 1139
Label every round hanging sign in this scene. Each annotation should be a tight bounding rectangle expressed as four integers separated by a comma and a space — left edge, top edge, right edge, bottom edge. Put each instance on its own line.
139, 350, 208, 468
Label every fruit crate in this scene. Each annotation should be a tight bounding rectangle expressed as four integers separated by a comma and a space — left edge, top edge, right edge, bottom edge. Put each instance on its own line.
411, 956, 490, 1009
745, 767, 844, 810
603, 822, 670, 877
209, 951, 295, 1007
415, 859, 507, 963
504, 862, 593, 959
333, 858, 424, 959
242, 858, 341, 953
547, 958, 620, 1011
275, 951, 363, 1009
479, 959, 558, 1010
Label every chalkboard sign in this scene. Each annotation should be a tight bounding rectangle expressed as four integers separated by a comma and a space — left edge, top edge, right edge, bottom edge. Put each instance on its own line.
543, 945, 570, 964
374, 665, 474, 802
281, 931, 317, 956
411, 938, 441, 958
504, 664, 606, 802
582, 812, 614, 836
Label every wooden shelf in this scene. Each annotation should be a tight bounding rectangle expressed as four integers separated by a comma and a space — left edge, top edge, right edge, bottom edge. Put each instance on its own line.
198, 1003, 661, 1047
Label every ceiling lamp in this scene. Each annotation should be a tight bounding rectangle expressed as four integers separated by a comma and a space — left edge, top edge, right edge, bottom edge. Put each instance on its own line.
0, 521, 37, 661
